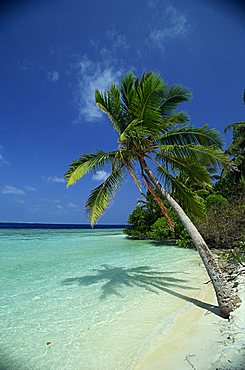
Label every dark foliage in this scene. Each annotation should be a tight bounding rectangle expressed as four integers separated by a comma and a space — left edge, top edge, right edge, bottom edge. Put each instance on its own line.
124, 192, 194, 247
198, 192, 245, 249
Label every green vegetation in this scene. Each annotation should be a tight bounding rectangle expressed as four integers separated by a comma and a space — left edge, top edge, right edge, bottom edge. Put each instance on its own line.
198, 191, 244, 250
125, 120, 245, 262
124, 192, 194, 247
199, 120, 245, 254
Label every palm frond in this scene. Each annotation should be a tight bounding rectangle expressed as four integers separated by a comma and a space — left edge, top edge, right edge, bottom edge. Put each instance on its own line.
65, 150, 119, 187
133, 73, 164, 114
158, 85, 192, 118
129, 73, 165, 130
120, 72, 136, 109
119, 118, 143, 141
155, 144, 226, 169
162, 111, 190, 128
144, 156, 206, 217
95, 87, 124, 134
155, 154, 211, 184
224, 121, 245, 133
86, 167, 125, 225
156, 163, 206, 217
159, 124, 223, 148
119, 117, 162, 142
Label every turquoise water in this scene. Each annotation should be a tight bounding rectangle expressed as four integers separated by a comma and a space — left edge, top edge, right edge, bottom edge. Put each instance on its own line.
0, 228, 208, 370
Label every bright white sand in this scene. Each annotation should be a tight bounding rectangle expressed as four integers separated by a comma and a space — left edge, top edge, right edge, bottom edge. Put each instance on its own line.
136, 268, 245, 370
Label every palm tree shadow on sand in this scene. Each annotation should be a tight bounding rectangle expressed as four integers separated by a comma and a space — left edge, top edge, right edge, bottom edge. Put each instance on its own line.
62, 265, 221, 316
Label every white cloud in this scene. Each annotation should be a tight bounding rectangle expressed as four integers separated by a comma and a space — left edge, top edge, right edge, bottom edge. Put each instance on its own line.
1, 184, 36, 196
34, 199, 80, 214
146, 4, 188, 54
73, 5, 188, 124
15, 199, 26, 204
24, 185, 37, 192
48, 71, 59, 82
54, 199, 79, 209
0, 146, 9, 166
66, 202, 79, 209
1, 185, 25, 195
107, 29, 129, 50
56, 204, 64, 210
20, 61, 60, 83
72, 25, 132, 123
75, 55, 123, 123
46, 176, 65, 184
92, 170, 109, 181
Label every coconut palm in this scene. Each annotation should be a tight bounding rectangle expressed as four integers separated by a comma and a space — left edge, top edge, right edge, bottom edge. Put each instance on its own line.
224, 122, 245, 183
65, 72, 240, 318
224, 89, 245, 181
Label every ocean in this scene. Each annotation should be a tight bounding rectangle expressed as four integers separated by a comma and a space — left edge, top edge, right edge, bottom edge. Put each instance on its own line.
0, 225, 208, 369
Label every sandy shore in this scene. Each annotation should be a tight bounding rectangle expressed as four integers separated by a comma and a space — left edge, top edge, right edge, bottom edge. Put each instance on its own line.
136, 267, 245, 370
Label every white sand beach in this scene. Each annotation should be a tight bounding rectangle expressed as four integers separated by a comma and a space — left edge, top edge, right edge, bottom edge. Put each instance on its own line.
137, 268, 245, 370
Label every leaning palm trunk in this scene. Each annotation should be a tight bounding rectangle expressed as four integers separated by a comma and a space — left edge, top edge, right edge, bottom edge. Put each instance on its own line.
140, 158, 241, 319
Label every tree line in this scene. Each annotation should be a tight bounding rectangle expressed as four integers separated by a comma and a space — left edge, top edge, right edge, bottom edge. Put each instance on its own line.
125, 122, 244, 253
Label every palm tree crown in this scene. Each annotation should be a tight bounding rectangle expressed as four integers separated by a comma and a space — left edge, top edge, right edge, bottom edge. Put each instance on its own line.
65, 72, 224, 225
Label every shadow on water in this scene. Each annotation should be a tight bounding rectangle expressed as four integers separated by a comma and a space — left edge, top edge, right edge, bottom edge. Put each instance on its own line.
148, 240, 178, 247
62, 264, 221, 316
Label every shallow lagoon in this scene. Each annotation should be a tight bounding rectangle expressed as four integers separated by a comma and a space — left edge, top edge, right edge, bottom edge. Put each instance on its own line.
0, 228, 208, 369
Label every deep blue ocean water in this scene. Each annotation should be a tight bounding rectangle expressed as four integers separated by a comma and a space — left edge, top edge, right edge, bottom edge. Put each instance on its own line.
0, 225, 208, 369
0, 222, 128, 229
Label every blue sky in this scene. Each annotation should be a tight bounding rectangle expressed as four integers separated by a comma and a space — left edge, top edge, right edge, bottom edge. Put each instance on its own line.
0, 0, 244, 224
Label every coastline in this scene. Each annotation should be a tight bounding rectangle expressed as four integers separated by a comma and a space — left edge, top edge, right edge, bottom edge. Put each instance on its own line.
1, 226, 244, 369
136, 267, 245, 370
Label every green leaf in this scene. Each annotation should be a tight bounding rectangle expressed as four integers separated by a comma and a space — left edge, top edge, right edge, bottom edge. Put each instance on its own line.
158, 85, 192, 118
156, 144, 226, 169
159, 125, 223, 148
224, 121, 245, 133
86, 167, 125, 225
95, 87, 124, 134
65, 150, 118, 187
146, 156, 206, 217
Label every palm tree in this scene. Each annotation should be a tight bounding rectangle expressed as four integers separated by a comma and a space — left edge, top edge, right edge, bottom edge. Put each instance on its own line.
220, 90, 245, 190
224, 122, 245, 184
65, 72, 240, 318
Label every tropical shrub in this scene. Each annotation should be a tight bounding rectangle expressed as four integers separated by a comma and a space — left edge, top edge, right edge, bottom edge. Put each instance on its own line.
205, 193, 228, 208
198, 193, 245, 249
148, 217, 174, 240
125, 193, 194, 247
